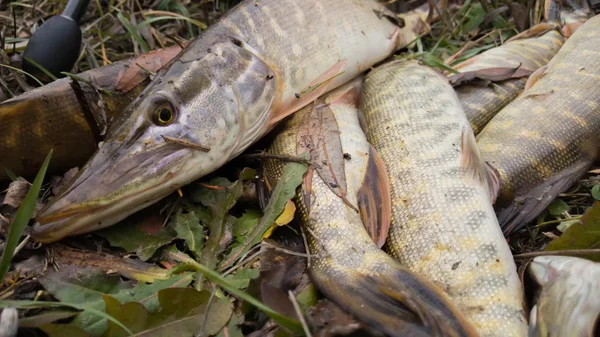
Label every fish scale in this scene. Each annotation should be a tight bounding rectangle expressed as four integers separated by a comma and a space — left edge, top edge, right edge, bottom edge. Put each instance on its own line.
361, 60, 527, 337
476, 14, 600, 234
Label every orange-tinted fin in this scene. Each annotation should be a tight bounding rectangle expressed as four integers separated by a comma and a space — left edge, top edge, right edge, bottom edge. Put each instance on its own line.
313, 265, 479, 337
449, 66, 533, 86
116, 45, 185, 92
562, 22, 584, 37
460, 125, 501, 203
505, 22, 561, 42
497, 158, 594, 236
269, 59, 348, 126
357, 145, 392, 248
524, 65, 548, 91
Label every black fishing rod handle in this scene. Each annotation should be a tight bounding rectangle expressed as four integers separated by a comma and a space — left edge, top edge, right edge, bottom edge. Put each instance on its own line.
21, 0, 91, 85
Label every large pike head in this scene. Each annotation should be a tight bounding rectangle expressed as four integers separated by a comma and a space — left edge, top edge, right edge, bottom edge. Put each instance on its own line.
32, 34, 277, 242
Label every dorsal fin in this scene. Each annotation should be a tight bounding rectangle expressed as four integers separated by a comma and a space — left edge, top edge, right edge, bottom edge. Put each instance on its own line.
460, 125, 501, 203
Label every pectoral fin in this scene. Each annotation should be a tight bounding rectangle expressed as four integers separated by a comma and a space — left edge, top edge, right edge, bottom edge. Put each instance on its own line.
269, 59, 348, 126
357, 146, 392, 248
460, 126, 501, 203
524, 65, 548, 91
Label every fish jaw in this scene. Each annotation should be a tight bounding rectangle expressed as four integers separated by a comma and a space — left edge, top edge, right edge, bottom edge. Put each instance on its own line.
32, 35, 277, 243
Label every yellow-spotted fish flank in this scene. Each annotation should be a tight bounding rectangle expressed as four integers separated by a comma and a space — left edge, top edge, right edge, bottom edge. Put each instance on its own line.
477, 14, 600, 235
265, 79, 479, 337
361, 60, 528, 337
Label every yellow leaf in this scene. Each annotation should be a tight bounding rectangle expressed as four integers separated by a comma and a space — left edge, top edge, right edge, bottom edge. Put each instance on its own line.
275, 200, 296, 226
262, 200, 296, 239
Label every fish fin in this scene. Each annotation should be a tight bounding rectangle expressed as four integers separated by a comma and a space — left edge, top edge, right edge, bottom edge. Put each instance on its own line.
505, 22, 561, 42
561, 22, 584, 37
269, 59, 348, 126
313, 264, 478, 337
357, 146, 392, 248
449, 66, 533, 86
497, 157, 595, 236
524, 65, 548, 91
460, 126, 501, 203
116, 45, 184, 92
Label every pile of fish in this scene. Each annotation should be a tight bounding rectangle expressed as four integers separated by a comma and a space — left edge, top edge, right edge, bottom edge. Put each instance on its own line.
1, 0, 600, 336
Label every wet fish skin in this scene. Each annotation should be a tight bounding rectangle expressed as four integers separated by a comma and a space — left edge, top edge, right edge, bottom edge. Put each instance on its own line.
361, 60, 528, 337
457, 78, 527, 135
0, 60, 141, 182
528, 255, 600, 337
476, 14, 600, 235
31, 0, 430, 243
265, 79, 478, 337
0, 46, 182, 182
453, 28, 564, 135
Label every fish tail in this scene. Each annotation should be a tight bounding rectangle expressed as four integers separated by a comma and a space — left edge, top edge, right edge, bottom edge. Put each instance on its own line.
310, 262, 479, 337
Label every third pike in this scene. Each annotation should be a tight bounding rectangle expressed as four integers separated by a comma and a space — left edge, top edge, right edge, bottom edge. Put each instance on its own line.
361, 60, 528, 337
30, 0, 431, 242
477, 13, 600, 235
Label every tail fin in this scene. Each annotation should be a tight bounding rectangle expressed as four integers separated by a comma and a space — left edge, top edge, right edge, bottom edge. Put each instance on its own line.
311, 262, 479, 337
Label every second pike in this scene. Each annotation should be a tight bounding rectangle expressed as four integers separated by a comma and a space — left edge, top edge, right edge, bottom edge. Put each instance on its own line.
30, 0, 431, 242
477, 14, 600, 234
265, 79, 478, 337
361, 60, 528, 337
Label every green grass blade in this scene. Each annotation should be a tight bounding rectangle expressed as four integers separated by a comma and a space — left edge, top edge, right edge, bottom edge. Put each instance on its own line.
117, 11, 151, 53
0, 63, 44, 86
171, 261, 304, 335
0, 150, 52, 281
138, 16, 207, 30
0, 300, 133, 336
4, 168, 18, 182
23, 57, 58, 81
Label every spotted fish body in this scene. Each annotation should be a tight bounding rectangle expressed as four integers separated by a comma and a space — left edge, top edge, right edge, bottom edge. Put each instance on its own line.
453, 29, 565, 134
528, 255, 600, 337
265, 79, 478, 337
0, 55, 152, 182
476, 14, 600, 235
31, 0, 431, 242
361, 60, 528, 337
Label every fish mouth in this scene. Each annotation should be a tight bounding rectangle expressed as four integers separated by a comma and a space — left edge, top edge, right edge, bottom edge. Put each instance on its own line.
31, 140, 192, 243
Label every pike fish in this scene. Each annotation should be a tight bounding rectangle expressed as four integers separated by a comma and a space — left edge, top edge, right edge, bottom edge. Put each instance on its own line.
361, 60, 528, 337
528, 255, 600, 337
0, 46, 183, 182
476, 14, 600, 235
264, 79, 478, 337
31, 0, 431, 242
450, 27, 564, 134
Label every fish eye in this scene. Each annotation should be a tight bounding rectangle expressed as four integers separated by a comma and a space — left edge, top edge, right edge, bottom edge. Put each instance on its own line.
153, 103, 176, 126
